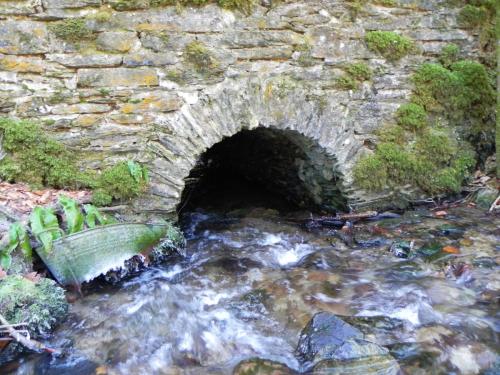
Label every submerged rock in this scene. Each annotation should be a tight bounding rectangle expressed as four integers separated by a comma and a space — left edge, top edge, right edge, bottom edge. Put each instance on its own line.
475, 187, 498, 209
295, 312, 399, 374
233, 358, 296, 375
0, 275, 68, 363
389, 240, 413, 258
313, 355, 400, 375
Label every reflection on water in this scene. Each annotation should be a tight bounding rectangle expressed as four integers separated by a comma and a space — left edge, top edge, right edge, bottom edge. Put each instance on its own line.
4, 207, 500, 374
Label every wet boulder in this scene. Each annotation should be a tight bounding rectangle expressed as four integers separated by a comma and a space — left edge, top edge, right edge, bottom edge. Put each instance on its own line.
295, 312, 399, 373
233, 358, 296, 375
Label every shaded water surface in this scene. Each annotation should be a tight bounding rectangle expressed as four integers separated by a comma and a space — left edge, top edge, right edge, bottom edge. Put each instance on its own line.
4, 207, 499, 374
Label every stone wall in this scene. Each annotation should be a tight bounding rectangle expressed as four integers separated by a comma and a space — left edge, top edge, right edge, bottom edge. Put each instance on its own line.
0, 0, 482, 214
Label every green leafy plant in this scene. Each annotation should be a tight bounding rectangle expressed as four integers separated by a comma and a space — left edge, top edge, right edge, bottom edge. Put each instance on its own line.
58, 195, 84, 234
83, 204, 116, 228
91, 161, 149, 206
0, 223, 32, 270
30, 207, 62, 254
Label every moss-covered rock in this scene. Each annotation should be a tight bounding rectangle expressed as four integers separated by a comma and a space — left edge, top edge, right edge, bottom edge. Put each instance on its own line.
395, 103, 427, 132
0, 118, 90, 189
412, 59, 495, 158
233, 358, 295, 374
0, 275, 68, 337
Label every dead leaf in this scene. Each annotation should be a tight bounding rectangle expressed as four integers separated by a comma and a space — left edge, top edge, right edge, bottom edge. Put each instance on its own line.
443, 245, 460, 254
95, 365, 108, 375
23, 272, 42, 283
460, 238, 473, 247
435, 211, 448, 217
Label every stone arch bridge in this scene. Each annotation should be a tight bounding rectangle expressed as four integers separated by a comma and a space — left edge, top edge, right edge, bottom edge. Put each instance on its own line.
0, 0, 479, 215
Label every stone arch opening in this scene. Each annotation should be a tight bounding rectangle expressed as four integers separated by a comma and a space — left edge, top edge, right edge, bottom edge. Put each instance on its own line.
177, 127, 347, 214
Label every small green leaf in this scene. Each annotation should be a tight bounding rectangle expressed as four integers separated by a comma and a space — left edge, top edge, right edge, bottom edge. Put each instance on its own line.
30, 206, 61, 254
127, 160, 143, 183
59, 195, 84, 234
9, 222, 32, 261
0, 253, 12, 270
83, 204, 116, 228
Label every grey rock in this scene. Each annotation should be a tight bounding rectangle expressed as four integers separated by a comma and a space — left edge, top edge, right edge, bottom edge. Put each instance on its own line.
123, 50, 178, 67
0, 21, 49, 54
42, 0, 101, 9
295, 313, 398, 374
96, 31, 140, 53
47, 54, 123, 68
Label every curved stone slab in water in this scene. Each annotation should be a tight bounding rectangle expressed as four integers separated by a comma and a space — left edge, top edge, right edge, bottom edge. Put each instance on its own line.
35, 223, 168, 285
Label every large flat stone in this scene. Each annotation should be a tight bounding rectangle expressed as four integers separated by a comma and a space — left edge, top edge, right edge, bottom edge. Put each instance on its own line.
47, 54, 123, 68
42, 0, 101, 9
0, 55, 45, 73
0, 21, 49, 54
77, 68, 159, 88
123, 50, 178, 67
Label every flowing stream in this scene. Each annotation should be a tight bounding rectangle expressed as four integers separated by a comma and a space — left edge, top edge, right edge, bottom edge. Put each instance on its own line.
3, 206, 499, 374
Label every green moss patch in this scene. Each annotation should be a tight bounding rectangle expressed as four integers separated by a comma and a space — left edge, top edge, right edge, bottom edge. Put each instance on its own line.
48, 18, 95, 43
91, 161, 149, 206
0, 118, 89, 189
0, 118, 150, 206
0, 275, 68, 337
456, 1, 497, 68
395, 103, 427, 132
412, 59, 495, 157
438, 43, 460, 67
365, 31, 414, 61
336, 62, 372, 90
353, 46, 491, 197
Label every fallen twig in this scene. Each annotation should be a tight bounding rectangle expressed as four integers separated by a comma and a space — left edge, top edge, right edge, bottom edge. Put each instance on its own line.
0, 313, 61, 355
489, 195, 500, 213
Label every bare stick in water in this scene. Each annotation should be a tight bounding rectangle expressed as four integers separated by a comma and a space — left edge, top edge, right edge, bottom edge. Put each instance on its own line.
0, 313, 61, 355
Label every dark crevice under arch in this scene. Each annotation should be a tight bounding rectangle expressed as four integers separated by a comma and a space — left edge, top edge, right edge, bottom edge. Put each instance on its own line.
178, 127, 347, 214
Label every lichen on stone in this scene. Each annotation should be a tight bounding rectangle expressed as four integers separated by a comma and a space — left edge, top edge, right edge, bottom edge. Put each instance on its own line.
184, 41, 220, 75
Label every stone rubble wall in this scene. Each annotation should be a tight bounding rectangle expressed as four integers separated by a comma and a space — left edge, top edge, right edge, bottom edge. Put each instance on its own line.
0, 0, 481, 213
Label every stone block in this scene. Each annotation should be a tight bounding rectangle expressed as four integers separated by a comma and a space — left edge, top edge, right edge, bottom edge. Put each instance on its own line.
96, 31, 140, 53
0, 21, 49, 54
77, 68, 159, 88
47, 54, 123, 68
